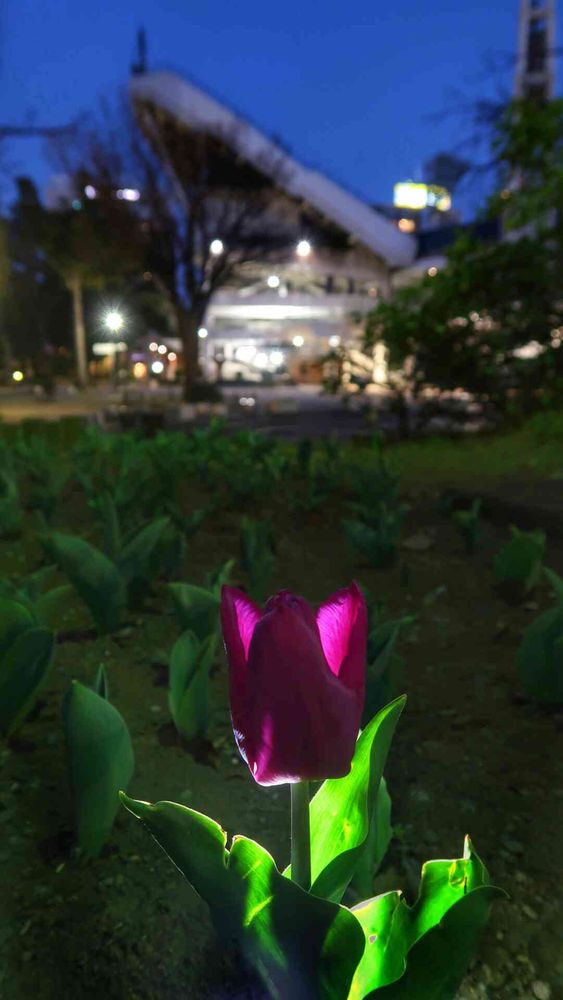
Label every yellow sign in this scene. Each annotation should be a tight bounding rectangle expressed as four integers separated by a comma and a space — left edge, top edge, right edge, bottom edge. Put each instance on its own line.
393, 182, 451, 212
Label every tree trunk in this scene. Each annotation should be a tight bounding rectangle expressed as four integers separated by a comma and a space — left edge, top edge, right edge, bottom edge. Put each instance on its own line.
176, 305, 203, 401
69, 277, 88, 387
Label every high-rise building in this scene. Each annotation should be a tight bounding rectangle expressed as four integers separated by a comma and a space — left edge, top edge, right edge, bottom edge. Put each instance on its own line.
514, 0, 556, 101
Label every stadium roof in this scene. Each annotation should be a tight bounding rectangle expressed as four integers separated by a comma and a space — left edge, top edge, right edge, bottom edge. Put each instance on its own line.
129, 70, 416, 269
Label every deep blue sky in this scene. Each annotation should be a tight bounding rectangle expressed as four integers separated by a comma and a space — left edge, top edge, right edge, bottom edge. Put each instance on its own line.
2, 0, 562, 216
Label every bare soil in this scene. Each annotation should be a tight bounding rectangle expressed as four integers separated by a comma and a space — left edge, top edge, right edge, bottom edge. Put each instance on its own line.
1, 488, 562, 999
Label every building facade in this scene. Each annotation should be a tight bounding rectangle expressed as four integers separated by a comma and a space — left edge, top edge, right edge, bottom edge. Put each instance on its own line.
129, 70, 415, 382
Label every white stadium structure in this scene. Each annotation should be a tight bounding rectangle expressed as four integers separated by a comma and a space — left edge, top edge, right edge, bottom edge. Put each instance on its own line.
129, 69, 418, 382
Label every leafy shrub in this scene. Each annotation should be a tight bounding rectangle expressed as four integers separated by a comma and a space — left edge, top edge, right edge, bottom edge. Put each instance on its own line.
41, 513, 171, 631
0, 597, 55, 736
516, 569, 563, 704
169, 560, 234, 640
452, 498, 482, 555
493, 526, 546, 602
0, 468, 22, 539
63, 675, 134, 856
14, 433, 68, 523
0, 566, 72, 630
40, 532, 127, 634
240, 517, 276, 602
344, 502, 408, 569
168, 631, 218, 740
363, 611, 415, 725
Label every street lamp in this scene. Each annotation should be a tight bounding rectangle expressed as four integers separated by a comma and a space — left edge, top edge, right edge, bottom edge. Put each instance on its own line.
105, 310, 124, 333
296, 239, 312, 258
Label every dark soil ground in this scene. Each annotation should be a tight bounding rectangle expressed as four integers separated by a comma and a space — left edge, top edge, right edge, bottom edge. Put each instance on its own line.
1, 482, 563, 1000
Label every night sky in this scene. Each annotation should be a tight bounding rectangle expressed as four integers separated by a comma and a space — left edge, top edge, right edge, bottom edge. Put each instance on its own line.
2, 0, 562, 217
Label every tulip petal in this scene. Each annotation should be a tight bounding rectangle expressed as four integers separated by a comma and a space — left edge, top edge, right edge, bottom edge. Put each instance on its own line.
246, 599, 361, 785
316, 582, 366, 679
220, 587, 262, 766
225, 587, 262, 659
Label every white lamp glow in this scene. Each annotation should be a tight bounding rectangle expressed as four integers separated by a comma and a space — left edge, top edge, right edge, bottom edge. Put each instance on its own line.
105, 310, 124, 333
296, 240, 312, 258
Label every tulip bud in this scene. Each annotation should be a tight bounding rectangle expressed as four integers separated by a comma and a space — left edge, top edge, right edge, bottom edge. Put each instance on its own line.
221, 583, 367, 785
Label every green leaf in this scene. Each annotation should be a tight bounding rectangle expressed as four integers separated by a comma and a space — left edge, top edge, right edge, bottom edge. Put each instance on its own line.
343, 517, 400, 570
34, 584, 74, 630
0, 597, 37, 658
351, 777, 393, 900
493, 526, 546, 593
369, 885, 504, 999
97, 491, 121, 561
168, 583, 220, 640
517, 605, 563, 703
0, 470, 22, 538
349, 837, 505, 998
21, 565, 57, 602
0, 579, 20, 601
95, 664, 109, 700
40, 532, 126, 634
364, 618, 412, 724
64, 681, 134, 856
305, 696, 406, 903
117, 516, 170, 589
168, 631, 217, 739
205, 558, 235, 594
0, 628, 55, 736
120, 795, 365, 1000
240, 518, 276, 602
544, 566, 563, 605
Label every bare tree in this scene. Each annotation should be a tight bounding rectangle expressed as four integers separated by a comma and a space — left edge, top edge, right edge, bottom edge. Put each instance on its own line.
50, 97, 296, 398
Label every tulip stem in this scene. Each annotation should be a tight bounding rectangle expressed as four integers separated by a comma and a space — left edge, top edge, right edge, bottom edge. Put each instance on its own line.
290, 781, 311, 891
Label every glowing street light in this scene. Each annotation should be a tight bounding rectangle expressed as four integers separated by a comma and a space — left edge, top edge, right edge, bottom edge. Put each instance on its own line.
116, 188, 140, 202
267, 274, 280, 289
12, 370, 24, 382
329, 335, 341, 348
157, 344, 167, 355
105, 310, 124, 333
151, 360, 164, 374
149, 341, 158, 352
292, 335, 305, 348
198, 327, 209, 339
210, 239, 224, 256
296, 239, 312, 258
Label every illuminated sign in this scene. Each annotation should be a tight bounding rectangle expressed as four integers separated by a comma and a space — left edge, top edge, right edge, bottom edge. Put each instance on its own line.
393, 182, 452, 212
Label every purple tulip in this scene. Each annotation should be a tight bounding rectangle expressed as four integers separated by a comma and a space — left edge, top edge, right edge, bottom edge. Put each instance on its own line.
220, 583, 367, 786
